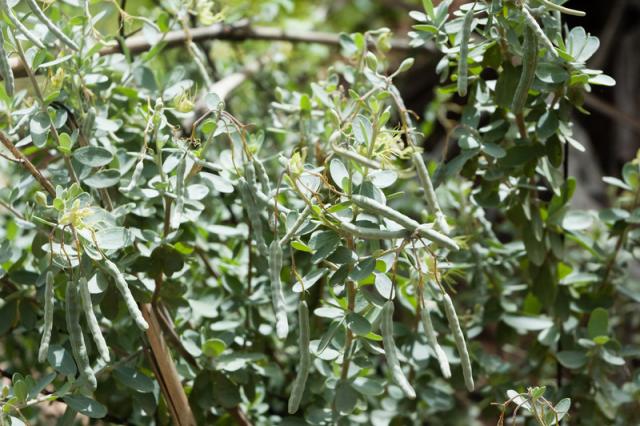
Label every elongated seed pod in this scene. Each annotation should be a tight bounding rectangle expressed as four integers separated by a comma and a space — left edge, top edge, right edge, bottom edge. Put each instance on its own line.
81, 107, 96, 140
102, 259, 149, 330
65, 278, 97, 391
38, 271, 55, 363
0, 30, 14, 97
381, 301, 416, 399
512, 26, 538, 114
442, 294, 474, 391
522, 6, 557, 58
412, 152, 450, 234
351, 195, 459, 251
288, 300, 310, 413
420, 294, 451, 378
244, 161, 258, 193
253, 157, 272, 195
457, 4, 474, 97
539, 0, 585, 17
25, 0, 78, 51
269, 240, 288, 339
331, 141, 382, 170
1, 0, 45, 49
171, 155, 186, 229
280, 205, 312, 246
78, 277, 110, 362
238, 177, 268, 256
122, 158, 145, 192
338, 220, 410, 240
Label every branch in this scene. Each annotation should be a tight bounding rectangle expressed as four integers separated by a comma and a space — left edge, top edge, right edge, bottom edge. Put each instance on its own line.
7, 21, 428, 78
583, 93, 640, 135
0, 131, 56, 197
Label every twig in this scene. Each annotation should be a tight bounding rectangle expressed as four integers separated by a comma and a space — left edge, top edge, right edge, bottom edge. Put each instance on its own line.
584, 93, 640, 135
0, 132, 55, 196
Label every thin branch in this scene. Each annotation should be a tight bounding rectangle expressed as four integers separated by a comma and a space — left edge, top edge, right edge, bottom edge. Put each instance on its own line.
0, 132, 56, 196
583, 93, 640, 135
7, 21, 429, 78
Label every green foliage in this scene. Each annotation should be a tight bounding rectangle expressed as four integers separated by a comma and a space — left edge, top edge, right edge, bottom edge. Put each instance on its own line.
0, 0, 638, 425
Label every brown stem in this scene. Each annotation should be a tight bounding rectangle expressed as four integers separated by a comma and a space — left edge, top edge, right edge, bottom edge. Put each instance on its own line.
0, 132, 55, 197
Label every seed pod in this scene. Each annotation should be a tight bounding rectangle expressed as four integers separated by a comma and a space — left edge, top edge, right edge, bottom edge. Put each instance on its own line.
0, 29, 14, 97
268, 240, 288, 339
25, 0, 79, 51
288, 300, 310, 414
280, 206, 312, 246
420, 295, 451, 378
238, 177, 268, 256
252, 157, 272, 196
522, 6, 557, 58
351, 195, 459, 251
81, 107, 96, 140
65, 277, 97, 391
102, 259, 149, 330
244, 161, 258, 192
38, 271, 55, 363
442, 294, 474, 391
122, 158, 145, 192
171, 155, 186, 229
457, 4, 474, 97
331, 141, 382, 170
412, 152, 450, 234
338, 220, 410, 240
381, 301, 416, 399
512, 26, 539, 114
540, 0, 585, 17
1, 0, 45, 49
78, 277, 110, 362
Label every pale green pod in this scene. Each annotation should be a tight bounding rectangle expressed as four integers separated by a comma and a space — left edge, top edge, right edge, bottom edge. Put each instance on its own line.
522, 6, 557, 58
78, 277, 110, 362
288, 300, 310, 413
38, 271, 54, 363
420, 295, 451, 378
65, 277, 97, 391
412, 152, 450, 234
442, 294, 474, 391
512, 26, 538, 114
102, 259, 149, 330
457, 3, 474, 97
238, 177, 268, 256
1, 0, 45, 49
381, 301, 416, 399
0, 29, 14, 97
25, 0, 79, 51
280, 205, 312, 246
268, 240, 288, 339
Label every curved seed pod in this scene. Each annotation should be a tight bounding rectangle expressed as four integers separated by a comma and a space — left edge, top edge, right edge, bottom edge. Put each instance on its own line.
65, 278, 97, 391
540, 0, 585, 16
280, 205, 312, 245
81, 107, 96, 140
351, 195, 459, 251
522, 6, 557, 58
122, 158, 145, 192
25, 0, 78, 51
457, 3, 474, 97
288, 300, 310, 414
0, 30, 14, 97
238, 177, 268, 256
171, 155, 186, 229
38, 271, 55, 363
102, 259, 149, 330
381, 301, 416, 399
1, 0, 45, 49
412, 152, 450, 234
331, 141, 382, 170
338, 220, 410, 240
78, 277, 110, 362
442, 294, 474, 391
252, 157, 272, 195
268, 240, 288, 339
512, 26, 539, 114
420, 294, 451, 378
244, 161, 258, 192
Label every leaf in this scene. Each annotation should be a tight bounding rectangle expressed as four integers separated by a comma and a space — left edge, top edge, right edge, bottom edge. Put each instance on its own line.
84, 169, 121, 189
293, 268, 327, 293
114, 366, 155, 393
588, 308, 609, 339
47, 345, 77, 376
202, 338, 226, 357
63, 395, 107, 418
309, 230, 341, 263
346, 312, 372, 336
73, 146, 114, 167
535, 63, 569, 84
330, 158, 349, 190
335, 380, 358, 414
562, 210, 593, 232
94, 227, 133, 251
502, 315, 553, 331
30, 111, 51, 148
556, 350, 587, 369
